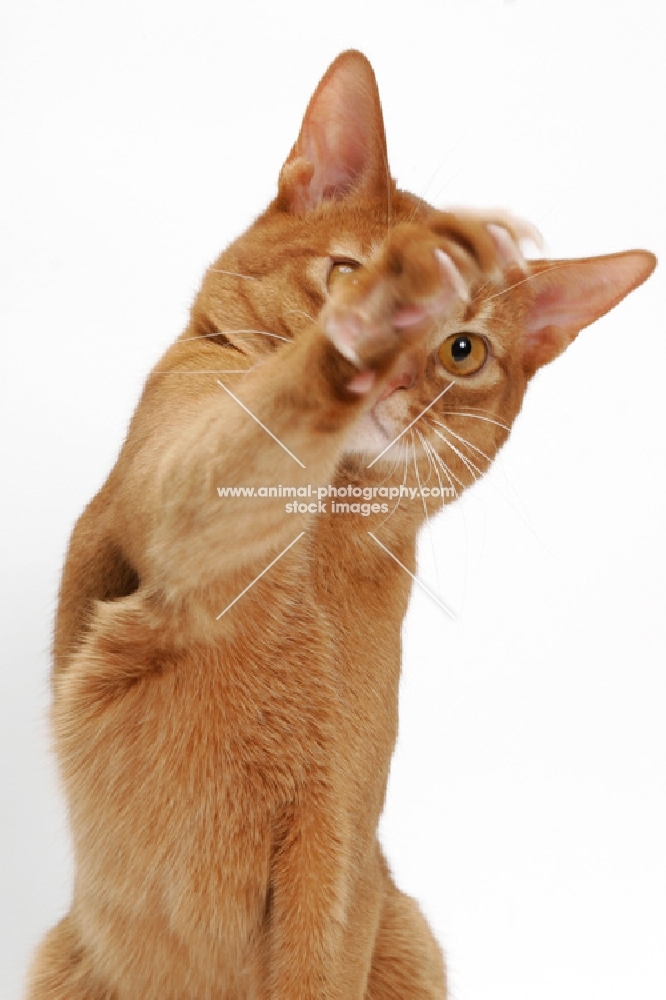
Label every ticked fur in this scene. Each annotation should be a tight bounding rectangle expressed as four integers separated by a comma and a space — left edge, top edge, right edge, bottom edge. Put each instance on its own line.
27, 50, 655, 1000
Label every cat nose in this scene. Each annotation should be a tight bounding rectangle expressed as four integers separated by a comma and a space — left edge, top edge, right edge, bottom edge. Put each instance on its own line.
377, 366, 418, 402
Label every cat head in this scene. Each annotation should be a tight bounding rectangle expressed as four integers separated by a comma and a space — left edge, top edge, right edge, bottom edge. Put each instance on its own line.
194, 50, 655, 490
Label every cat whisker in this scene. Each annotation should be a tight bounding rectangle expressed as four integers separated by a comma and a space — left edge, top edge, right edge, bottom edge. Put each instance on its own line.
431, 420, 492, 464
470, 277, 495, 303
367, 382, 454, 469
422, 432, 473, 618
180, 329, 291, 344
419, 435, 441, 485
423, 432, 465, 493
416, 430, 444, 493
429, 425, 480, 483
439, 410, 510, 433
376, 442, 411, 528
207, 268, 261, 280
152, 369, 252, 376
483, 261, 571, 303
420, 134, 470, 204
416, 429, 445, 498
429, 422, 549, 552
421, 430, 472, 610
283, 308, 316, 324
430, 166, 467, 207
411, 432, 443, 599
440, 404, 505, 418
411, 432, 431, 519
412, 427, 434, 486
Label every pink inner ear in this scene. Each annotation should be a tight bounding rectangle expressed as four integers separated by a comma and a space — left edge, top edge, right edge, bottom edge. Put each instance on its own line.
280, 52, 388, 213
526, 259, 639, 335
525, 280, 585, 335
302, 77, 372, 203
522, 251, 656, 374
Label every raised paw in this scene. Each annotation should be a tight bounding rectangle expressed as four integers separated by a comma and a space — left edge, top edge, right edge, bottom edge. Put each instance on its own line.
321, 223, 470, 382
429, 208, 543, 278
320, 210, 541, 397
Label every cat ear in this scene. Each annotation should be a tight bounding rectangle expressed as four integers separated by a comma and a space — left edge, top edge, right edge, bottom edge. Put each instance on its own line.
520, 250, 656, 377
277, 50, 390, 215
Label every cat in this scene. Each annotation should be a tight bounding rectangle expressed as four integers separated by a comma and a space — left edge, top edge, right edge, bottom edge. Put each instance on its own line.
27, 49, 655, 1000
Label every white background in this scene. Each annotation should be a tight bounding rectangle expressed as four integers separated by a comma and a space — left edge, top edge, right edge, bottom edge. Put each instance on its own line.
1, 1, 665, 998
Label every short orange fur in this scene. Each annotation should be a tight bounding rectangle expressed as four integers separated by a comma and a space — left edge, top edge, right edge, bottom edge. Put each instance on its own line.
27, 51, 655, 1000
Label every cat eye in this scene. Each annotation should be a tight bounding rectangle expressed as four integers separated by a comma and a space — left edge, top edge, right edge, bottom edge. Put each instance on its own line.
438, 333, 488, 376
327, 259, 361, 291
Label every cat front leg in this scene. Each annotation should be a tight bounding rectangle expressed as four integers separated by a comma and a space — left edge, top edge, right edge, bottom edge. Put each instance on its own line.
265, 798, 449, 1000
108, 230, 484, 606
107, 203, 528, 608
266, 794, 359, 1000
366, 878, 447, 1000
107, 332, 379, 602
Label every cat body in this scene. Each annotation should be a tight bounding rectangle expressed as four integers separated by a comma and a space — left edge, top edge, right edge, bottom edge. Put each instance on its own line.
27, 51, 655, 1000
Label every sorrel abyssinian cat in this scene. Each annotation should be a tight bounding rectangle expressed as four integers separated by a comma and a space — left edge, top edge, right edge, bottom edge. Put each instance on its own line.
28, 50, 655, 1000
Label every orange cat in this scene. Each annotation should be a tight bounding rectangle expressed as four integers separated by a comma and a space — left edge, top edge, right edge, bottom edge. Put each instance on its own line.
27, 50, 655, 1000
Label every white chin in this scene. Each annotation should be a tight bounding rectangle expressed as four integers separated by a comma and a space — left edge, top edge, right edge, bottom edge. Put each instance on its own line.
343, 411, 407, 462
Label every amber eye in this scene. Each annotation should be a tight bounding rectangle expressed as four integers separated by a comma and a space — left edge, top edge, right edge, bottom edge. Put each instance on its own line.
327, 259, 360, 291
438, 333, 488, 376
